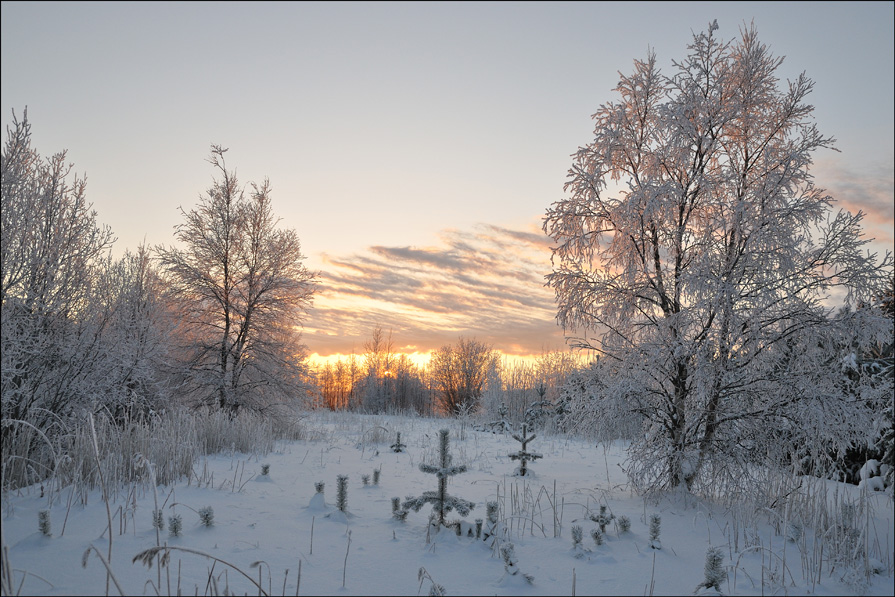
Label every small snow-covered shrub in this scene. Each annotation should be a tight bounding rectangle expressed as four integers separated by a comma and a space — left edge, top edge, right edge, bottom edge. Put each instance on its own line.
337, 475, 349, 512
649, 514, 661, 549
589, 504, 615, 533
572, 524, 583, 547
168, 514, 182, 537
152, 509, 164, 531
695, 546, 726, 593
618, 515, 631, 533
38, 510, 51, 537
390, 432, 407, 453
392, 497, 408, 522
198, 506, 214, 527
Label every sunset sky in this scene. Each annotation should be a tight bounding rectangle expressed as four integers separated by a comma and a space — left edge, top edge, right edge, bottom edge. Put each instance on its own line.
2, 1, 893, 363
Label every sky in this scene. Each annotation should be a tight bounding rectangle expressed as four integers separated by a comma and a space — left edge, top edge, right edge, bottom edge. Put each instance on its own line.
2, 410, 892, 596
2, 1, 893, 363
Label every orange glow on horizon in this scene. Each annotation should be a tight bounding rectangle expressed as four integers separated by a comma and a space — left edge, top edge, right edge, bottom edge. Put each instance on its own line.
306, 350, 566, 370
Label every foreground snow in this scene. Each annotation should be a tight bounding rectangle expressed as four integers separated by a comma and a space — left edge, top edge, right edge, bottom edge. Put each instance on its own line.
2, 412, 893, 596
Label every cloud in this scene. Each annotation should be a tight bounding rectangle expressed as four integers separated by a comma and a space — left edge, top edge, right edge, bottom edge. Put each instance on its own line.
814, 157, 895, 253
302, 221, 571, 357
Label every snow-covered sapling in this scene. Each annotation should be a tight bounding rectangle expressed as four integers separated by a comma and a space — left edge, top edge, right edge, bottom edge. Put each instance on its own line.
618, 515, 631, 533
152, 509, 165, 531
390, 432, 407, 453
591, 527, 603, 546
402, 428, 475, 532
38, 510, 51, 537
261, 463, 270, 476
483, 501, 500, 544
361, 474, 370, 486
500, 542, 534, 584
649, 513, 661, 549
588, 504, 615, 533
168, 514, 182, 537
391, 497, 408, 522
315, 481, 325, 494
198, 506, 214, 527
508, 422, 543, 477
477, 402, 511, 433
337, 475, 349, 513
373, 468, 380, 485
695, 546, 727, 593
572, 524, 583, 547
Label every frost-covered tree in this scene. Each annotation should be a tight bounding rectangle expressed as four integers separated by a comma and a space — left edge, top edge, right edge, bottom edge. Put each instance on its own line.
157, 146, 317, 414
429, 337, 499, 416
403, 429, 475, 530
543, 22, 893, 492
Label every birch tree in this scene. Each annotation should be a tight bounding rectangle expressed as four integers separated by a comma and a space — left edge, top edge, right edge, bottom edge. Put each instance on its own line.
157, 146, 316, 414
1, 109, 116, 430
429, 337, 499, 416
543, 22, 893, 492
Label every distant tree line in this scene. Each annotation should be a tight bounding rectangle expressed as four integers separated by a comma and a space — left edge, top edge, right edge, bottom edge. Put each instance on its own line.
312, 327, 585, 421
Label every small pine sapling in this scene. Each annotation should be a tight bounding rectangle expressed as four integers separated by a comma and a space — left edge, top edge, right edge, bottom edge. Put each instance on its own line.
391, 497, 408, 522
152, 509, 165, 531
168, 514, 182, 537
618, 515, 631, 533
695, 546, 727, 593
649, 513, 661, 549
500, 542, 534, 584
591, 527, 603, 546
198, 506, 214, 527
402, 429, 475, 532
588, 504, 615, 533
261, 463, 270, 476
315, 481, 325, 494
38, 510, 51, 537
390, 432, 407, 453
524, 395, 551, 430
571, 524, 587, 558
373, 468, 380, 485
508, 422, 543, 476
336, 475, 349, 513
361, 474, 370, 486
482, 501, 500, 544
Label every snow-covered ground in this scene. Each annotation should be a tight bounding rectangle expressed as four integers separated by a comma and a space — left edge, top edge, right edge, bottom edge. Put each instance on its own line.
2, 411, 892, 596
